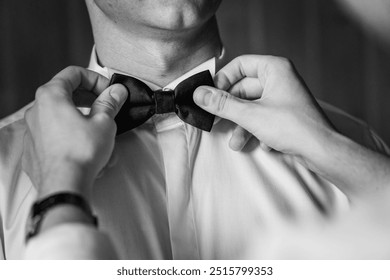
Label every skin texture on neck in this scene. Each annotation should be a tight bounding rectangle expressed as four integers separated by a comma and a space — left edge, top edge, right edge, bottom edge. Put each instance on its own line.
87, 2, 222, 87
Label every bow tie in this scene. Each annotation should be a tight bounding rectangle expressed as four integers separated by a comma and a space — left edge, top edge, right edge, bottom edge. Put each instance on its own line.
109, 70, 216, 135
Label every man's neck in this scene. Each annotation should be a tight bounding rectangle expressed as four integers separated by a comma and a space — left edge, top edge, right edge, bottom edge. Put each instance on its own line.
91, 15, 222, 87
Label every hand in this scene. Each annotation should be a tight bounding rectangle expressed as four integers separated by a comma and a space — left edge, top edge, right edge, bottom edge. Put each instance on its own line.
194, 55, 334, 163
22, 66, 128, 199
195, 55, 390, 199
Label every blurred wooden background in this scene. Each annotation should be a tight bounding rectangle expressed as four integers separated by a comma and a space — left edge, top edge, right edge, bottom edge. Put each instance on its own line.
1, 0, 389, 144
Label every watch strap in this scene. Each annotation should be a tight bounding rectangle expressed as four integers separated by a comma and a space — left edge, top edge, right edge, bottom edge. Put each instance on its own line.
26, 192, 97, 241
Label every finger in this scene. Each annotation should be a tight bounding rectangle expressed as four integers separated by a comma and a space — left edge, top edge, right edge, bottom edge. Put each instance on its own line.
214, 55, 266, 90
193, 86, 252, 124
260, 142, 272, 152
90, 84, 128, 119
229, 126, 252, 151
228, 77, 264, 100
215, 55, 288, 91
43, 66, 109, 99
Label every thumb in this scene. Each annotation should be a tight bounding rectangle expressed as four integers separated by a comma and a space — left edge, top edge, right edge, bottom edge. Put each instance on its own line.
90, 84, 128, 119
193, 86, 248, 123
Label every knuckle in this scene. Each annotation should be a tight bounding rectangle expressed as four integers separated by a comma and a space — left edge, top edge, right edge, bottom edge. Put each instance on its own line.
212, 90, 230, 114
237, 54, 255, 62
35, 83, 61, 104
64, 65, 81, 73
35, 85, 51, 100
231, 55, 244, 65
95, 98, 117, 112
271, 56, 294, 71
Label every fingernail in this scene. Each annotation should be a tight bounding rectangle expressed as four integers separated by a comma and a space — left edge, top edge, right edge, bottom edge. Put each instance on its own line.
109, 84, 128, 105
229, 138, 242, 151
229, 141, 241, 151
194, 87, 212, 106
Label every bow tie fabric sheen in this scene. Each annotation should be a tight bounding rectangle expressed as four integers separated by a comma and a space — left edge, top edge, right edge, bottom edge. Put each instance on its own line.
109, 70, 216, 135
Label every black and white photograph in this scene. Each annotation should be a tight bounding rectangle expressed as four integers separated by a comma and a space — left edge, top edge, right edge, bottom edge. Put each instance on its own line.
0, 0, 390, 277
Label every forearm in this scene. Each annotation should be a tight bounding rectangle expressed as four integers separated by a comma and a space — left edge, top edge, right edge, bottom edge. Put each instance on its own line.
25, 164, 118, 259
304, 130, 390, 201
37, 161, 94, 199
24, 224, 118, 259
35, 163, 95, 234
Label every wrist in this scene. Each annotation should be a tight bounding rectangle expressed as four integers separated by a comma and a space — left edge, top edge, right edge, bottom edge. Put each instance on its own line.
300, 129, 390, 199
298, 126, 340, 173
38, 160, 95, 200
26, 192, 98, 242
300, 128, 356, 179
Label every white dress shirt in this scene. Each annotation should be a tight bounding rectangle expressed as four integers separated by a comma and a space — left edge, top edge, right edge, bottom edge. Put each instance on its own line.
0, 51, 389, 259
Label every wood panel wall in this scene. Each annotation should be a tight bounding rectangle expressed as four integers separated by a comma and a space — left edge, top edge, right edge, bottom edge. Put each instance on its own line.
1, 0, 389, 144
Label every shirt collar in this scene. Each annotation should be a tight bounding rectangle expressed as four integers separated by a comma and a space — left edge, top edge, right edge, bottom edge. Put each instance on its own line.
87, 46, 226, 130
88, 46, 225, 90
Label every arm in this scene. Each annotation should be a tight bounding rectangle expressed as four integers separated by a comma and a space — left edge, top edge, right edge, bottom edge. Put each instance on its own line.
22, 66, 128, 259
307, 130, 390, 200
193, 55, 390, 202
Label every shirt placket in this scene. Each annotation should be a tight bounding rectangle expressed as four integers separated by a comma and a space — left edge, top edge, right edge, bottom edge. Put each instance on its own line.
154, 118, 199, 260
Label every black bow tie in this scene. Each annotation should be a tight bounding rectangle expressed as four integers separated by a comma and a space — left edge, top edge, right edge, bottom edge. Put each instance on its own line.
109, 70, 216, 135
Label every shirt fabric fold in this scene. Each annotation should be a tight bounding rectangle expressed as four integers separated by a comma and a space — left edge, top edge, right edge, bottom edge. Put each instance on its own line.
0, 48, 389, 259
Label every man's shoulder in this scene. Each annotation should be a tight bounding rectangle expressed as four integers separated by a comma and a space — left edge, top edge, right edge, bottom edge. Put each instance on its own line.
319, 101, 389, 154
0, 103, 31, 130
0, 103, 32, 159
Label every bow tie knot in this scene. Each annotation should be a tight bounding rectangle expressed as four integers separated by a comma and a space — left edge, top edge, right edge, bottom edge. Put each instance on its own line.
109, 70, 216, 135
154, 89, 176, 114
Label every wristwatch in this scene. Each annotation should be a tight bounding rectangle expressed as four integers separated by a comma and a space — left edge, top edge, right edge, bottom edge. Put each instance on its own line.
26, 192, 98, 242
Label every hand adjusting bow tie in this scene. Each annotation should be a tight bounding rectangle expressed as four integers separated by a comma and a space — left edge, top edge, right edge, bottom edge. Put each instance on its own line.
109, 70, 216, 135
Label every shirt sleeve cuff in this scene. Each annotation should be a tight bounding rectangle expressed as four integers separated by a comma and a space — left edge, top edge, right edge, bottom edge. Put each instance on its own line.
23, 223, 118, 260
